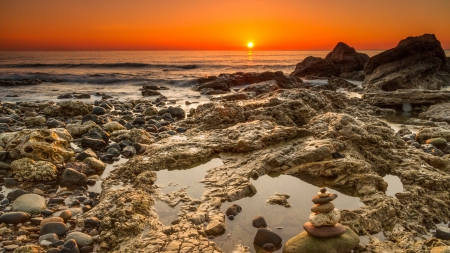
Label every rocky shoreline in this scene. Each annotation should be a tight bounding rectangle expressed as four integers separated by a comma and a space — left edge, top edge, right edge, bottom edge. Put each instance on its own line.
1, 34, 450, 253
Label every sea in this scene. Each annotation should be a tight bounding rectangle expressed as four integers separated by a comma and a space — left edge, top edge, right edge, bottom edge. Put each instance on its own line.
0, 50, 448, 104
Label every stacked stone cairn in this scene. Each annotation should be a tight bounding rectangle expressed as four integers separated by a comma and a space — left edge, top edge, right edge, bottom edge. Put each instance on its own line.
304, 187, 344, 237
283, 187, 359, 253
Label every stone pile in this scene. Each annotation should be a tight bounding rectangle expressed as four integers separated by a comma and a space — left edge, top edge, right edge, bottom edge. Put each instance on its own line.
283, 188, 359, 253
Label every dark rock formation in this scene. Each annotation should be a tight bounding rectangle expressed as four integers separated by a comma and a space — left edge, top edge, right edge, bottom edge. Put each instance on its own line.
291, 56, 339, 78
325, 42, 369, 75
363, 34, 449, 92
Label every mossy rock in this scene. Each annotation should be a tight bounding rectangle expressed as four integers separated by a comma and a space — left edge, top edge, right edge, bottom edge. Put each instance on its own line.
282, 227, 359, 253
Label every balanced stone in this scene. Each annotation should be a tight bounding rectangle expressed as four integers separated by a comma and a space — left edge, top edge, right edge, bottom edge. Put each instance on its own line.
303, 222, 346, 238
311, 194, 338, 204
282, 227, 360, 253
40, 222, 69, 236
311, 202, 335, 213
317, 191, 330, 198
12, 194, 46, 215
309, 208, 341, 227
254, 228, 282, 247
0, 212, 30, 224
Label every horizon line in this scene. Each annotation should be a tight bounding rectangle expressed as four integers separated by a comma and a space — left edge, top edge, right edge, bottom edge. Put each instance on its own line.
2, 49, 450, 52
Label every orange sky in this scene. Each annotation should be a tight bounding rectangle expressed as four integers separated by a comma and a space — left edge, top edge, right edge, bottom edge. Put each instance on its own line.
1, 0, 449, 51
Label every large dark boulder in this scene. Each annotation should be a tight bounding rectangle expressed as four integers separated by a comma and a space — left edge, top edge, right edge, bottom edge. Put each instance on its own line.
325, 42, 369, 74
291, 56, 339, 78
363, 34, 449, 92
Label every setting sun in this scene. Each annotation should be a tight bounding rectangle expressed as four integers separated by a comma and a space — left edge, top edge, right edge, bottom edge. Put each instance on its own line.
247, 42, 254, 49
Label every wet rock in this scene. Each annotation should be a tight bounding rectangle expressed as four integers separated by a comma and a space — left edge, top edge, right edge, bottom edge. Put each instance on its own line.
60, 168, 87, 187
0, 212, 30, 224
76, 148, 97, 161
204, 215, 226, 236
239, 80, 280, 95
83, 157, 105, 171
66, 232, 93, 247
168, 106, 185, 119
0, 128, 74, 163
364, 34, 448, 92
252, 216, 268, 228
283, 227, 359, 253
420, 103, 450, 123
266, 193, 291, 207
436, 227, 450, 240
104, 143, 121, 151
416, 127, 450, 144
12, 194, 47, 215
6, 188, 28, 201
11, 158, 57, 182
81, 137, 106, 151
426, 138, 448, 150
61, 239, 80, 253
291, 56, 338, 78
92, 106, 106, 115
254, 228, 282, 247
122, 146, 136, 157
40, 222, 69, 236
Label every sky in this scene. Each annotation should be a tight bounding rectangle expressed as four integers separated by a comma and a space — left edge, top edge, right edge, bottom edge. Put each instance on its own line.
1, 0, 449, 51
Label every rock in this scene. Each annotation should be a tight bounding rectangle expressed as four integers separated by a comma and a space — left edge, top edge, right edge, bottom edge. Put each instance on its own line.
39, 233, 59, 243
331, 152, 345, 159
61, 239, 80, 253
225, 204, 242, 216
0, 212, 30, 224
11, 158, 57, 181
0, 123, 13, 132
416, 127, 450, 144
309, 208, 341, 227
59, 209, 72, 221
430, 246, 450, 253
311, 194, 338, 204
282, 227, 359, 253
263, 243, 276, 252
41, 217, 64, 226
420, 103, 450, 123
60, 168, 87, 187
40, 222, 69, 236
24, 116, 46, 126
76, 148, 97, 161
325, 42, 369, 74
43, 100, 92, 117
143, 106, 158, 116
311, 202, 335, 213
363, 90, 450, 107
6, 189, 28, 201
266, 193, 291, 207
10, 245, 43, 253
83, 157, 105, 171
67, 121, 98, 137
168, 106, 186, 119
239, 80, 280, 95
122, 146, 136, 157
204, 216, 225, 236
426, 138, 448, 150
436, 227, 450, 240
82, 127, 110, 142
84, 217, 100, 228
303, 222, 346, 238
81, 114, 104, 125
103, 122, 126, 132
291, 56, 338, 78
3, 245, 19, 251
253, 228, 282, 247
364, 34, 448, 92
92, 106, 106, 115
106, 148, 120, 157
252, 216, 268, 228
47, 118, 66, 129
0, 128, 74, 164
81, 137, 106, 151
12, 194, 47, 215
65, 232, 94, 247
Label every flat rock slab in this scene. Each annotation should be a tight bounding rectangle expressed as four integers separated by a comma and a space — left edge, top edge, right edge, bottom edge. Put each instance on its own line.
12, 194, 46, 215
283, 227, 359, 253
303, 222, 346, 238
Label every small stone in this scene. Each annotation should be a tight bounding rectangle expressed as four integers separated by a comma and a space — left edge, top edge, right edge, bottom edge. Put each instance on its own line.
252, 216, 268, 228
84, 217, 100, 228
40, 222, 69, 236
80, 246, 94, 253
40, 239, 53, 246
311, 193, 338, 204
436, 227, 450, 240
61, 239, 80, 253
92, 106, 106, 115
6, 188, 28, 201
317, 191, 330, 198
319, 187, 327, 193
12, 193, 47, 215
263, 243, 276, 251
3, 245, 19, 251
66, 231, 94, 247
60, 168, 87, 187
311, 202, 335, 213
309, 208, 341, 227
40, 217, 64, 226
59, 209, 72, 221
0, 212, 30, 224
39, 233, 59, 243
227, 215, 234, 220
331, 152, 345, 159
253, 228, 282, 247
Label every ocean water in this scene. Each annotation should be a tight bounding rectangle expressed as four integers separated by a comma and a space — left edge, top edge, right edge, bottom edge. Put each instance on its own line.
0, 50, 448, 102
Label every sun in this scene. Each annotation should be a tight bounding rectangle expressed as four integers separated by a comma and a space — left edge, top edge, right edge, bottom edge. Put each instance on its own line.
247, 42, 254, 49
